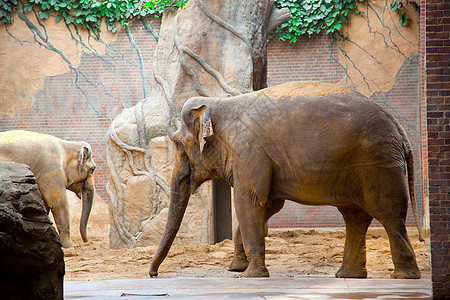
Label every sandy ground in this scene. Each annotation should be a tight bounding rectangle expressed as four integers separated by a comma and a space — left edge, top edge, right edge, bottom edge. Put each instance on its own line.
63, 198, 430, 281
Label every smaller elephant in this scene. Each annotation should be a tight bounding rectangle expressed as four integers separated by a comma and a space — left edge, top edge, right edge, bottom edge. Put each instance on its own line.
0, 130, 96, 247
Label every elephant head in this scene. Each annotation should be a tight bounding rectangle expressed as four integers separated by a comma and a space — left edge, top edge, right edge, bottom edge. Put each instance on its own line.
67, 143, 96, 243
150, 98, 222, 277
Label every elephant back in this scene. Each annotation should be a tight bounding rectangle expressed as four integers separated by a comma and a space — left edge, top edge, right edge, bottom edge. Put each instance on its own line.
0, 130, 53, 146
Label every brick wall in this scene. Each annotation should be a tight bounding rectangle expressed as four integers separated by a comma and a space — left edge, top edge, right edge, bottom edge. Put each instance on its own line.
424, 0, 450, 297
371, 56, 423, 227
266, 33, 347, 228
267, 33, 344, 85
0, 17, 422, 229
267, 37, 422, 228
0, 17, 161, 200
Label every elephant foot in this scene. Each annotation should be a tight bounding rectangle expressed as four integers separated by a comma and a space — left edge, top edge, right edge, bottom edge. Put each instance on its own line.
228, 256, 249, 272
335, 266, 367, 278
390, 268, 421, 279
61, 240, 74, 248
240, 266, 269, 278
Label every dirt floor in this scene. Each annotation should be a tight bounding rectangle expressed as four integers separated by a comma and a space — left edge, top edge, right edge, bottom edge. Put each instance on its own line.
63, 199, 430, 281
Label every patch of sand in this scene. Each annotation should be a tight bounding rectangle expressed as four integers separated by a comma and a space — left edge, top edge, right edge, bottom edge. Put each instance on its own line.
64, 210, 430, 281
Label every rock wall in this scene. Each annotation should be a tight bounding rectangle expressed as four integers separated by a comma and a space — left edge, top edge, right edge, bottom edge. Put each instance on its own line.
0, 162, 64, 299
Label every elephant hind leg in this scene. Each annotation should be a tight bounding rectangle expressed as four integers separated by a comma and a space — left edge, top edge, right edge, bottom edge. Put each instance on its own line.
383, 219, 421, 279
336, 205, 372, 278
360, 167, 420, 279
228, 199, 285, 273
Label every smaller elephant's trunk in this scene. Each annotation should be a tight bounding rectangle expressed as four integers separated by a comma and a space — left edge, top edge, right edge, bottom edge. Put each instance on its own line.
149, 164, 191, 277
80, 177, 94, 243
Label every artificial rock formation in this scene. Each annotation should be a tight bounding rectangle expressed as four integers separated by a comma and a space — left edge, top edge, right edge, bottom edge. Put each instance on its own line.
107, 0, 291, 249
0, 162, 64, 300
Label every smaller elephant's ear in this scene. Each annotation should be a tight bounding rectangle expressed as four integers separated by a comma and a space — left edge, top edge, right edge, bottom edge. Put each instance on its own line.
78, 146, 90, 167
189, 105, 214, 153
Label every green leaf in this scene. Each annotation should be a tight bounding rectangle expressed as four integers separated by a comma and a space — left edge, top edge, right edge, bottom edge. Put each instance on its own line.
84, 15, 93, 22
399, 13, 409, 25
390, 1, 398, 12
23, 4, 33, 11
325, 18, 334, 26
39, 10, 50, 19
334, 23, 343, 31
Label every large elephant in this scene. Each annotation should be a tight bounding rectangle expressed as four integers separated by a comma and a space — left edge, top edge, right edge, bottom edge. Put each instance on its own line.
0, 130, 96, 247
149, 81, 424, 279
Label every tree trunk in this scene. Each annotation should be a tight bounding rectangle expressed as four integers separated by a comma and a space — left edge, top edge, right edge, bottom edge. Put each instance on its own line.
106, 0, 291, 249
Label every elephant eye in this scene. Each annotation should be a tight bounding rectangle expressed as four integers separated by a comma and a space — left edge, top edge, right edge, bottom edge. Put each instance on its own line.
172, 136, 183, 150
89, 166, 96, 174
175, 141, 184, 151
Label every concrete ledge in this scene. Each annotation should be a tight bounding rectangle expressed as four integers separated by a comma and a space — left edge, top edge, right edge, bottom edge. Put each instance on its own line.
65, 278, 431, 299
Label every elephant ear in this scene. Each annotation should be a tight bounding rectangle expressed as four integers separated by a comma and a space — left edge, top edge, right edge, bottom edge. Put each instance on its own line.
189, 105, 214, 153
78, 146, 91, 168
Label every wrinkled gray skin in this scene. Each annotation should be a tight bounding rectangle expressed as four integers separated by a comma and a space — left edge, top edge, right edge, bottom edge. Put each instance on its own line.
149, 83, 423, 279
0, 130, 96, 248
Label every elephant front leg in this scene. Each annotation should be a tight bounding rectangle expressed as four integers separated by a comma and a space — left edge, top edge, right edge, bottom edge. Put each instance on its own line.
229, 199, 285, 273
49, 192, 74, 248
336, 205, 373, 278
233, 190, 269, 277
228, 226, 248, 272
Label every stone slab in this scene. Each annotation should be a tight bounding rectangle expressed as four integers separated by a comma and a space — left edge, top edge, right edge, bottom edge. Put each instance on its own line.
65, 278, 431, 299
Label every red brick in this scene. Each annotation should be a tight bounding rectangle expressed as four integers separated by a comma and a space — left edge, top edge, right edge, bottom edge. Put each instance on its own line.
426, 0, 450, 294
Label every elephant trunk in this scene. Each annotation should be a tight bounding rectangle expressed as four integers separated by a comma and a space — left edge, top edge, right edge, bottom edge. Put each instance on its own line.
149, 163, 191, 277
80, 177, 94, 243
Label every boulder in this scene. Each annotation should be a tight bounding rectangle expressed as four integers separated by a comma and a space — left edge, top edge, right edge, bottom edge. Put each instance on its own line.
0, 162, 64, 299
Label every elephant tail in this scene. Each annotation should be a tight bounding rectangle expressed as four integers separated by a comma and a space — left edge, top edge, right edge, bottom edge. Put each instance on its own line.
402, 129, 425, 242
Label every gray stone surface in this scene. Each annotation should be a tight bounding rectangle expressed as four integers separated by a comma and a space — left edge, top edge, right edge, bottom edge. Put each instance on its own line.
65, 278, 432, 299
106, 0, 291, 249
0, 161, 64, 299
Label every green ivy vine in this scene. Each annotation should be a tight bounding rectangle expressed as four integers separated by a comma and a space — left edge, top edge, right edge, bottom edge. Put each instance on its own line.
0, 0, 187, 34
1, 0, 410, 41
274, 0, 365, 43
